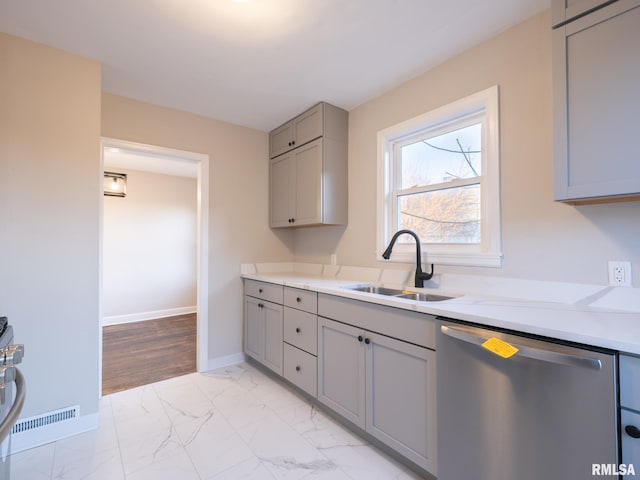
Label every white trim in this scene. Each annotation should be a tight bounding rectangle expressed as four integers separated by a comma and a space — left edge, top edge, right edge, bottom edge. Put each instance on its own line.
10, 412, 99, 455
377, 86, 502, 268
99, 137, 210, 390
102, 306, 197, 326
207, 352, 246, 371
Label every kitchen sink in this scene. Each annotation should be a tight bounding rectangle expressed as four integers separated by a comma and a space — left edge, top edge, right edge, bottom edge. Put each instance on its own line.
395, 293, 453, 302
342, 285, 454, 302
344, 285, 408, 296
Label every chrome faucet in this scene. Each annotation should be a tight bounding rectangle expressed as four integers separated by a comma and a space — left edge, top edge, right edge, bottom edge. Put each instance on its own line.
382, 229, 434, 288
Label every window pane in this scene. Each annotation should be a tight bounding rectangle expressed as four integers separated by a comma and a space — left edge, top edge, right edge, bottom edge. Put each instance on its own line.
400, 123, 481, 189
397, 185, 481, 244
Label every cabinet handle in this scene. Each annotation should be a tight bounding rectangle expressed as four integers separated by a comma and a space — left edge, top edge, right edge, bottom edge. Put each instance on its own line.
295, 327, 301, 333
626, 425, 640, 439
364, 338, 371, 345
292, 140, 295, 146
357, 335, 363, 343
258, 303, 264, 308
258, 288, 263, 293
296, 297, 301, 303
295, 366, 301, 372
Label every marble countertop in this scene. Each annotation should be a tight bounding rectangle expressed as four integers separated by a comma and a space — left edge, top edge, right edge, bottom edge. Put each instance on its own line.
242, 267, 640, 356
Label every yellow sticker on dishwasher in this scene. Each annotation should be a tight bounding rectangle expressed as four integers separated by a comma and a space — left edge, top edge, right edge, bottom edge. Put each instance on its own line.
481, 337, 519, 359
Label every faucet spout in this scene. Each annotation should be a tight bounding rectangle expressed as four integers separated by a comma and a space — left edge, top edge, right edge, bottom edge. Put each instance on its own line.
382, 229, 434, 288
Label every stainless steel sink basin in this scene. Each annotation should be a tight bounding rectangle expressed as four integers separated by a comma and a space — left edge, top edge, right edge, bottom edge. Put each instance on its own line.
345, 285, 407, 296
396, 293, 453, 302
342, 285, 455, 302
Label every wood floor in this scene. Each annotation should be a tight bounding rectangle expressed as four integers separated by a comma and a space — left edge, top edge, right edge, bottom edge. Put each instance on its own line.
102, 313, 197, 395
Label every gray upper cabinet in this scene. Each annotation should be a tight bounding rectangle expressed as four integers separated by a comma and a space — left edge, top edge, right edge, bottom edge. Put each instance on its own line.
269, 102, 348, 228
269, 103, 324, 158
553, 0, 640, 202
551, 0, 617, 26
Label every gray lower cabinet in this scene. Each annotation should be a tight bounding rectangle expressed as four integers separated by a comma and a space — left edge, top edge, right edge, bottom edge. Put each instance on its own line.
282, 287, 319, 397
620, 354, 640, 467
244, 285, 283, 376
317, 316, 437, 475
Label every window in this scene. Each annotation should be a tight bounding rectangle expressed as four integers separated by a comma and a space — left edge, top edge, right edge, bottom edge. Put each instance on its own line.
377, 86, 502, 267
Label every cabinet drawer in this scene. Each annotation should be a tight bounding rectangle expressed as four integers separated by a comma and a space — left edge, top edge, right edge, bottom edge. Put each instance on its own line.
622, 408, 640, 467
621, 354, 640, 410
284, 307, 317, 355
283, 343, 317, 397
284, 287, 317, 314
245, 280, 283, 304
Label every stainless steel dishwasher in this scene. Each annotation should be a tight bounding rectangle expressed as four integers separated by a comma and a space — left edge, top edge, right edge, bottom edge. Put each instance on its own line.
436, 319, 618, 480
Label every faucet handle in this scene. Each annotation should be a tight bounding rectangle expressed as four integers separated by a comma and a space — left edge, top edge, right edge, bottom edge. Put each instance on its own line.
0, 365, 16, 385
1, 344, 24, 366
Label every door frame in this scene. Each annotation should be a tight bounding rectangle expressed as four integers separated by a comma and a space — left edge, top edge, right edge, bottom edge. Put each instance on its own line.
99, 137, 210, 394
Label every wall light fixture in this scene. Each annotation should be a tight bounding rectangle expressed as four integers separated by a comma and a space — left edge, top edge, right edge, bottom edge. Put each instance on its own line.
103, 172, 127, 197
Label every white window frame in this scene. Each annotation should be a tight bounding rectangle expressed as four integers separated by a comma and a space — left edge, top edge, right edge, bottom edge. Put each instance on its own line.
376, 86, 502, 268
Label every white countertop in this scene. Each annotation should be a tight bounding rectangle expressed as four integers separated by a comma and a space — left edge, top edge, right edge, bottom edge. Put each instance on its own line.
242, 267, 640, 355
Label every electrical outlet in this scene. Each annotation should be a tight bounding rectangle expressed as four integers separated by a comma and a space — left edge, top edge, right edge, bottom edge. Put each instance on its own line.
608, 261, 632, 287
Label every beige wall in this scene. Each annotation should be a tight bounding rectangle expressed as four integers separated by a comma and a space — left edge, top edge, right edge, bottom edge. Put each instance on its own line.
103, 169, 197, 319
0, 34, 101, 417
101, 94, 294, 361
295, 10, 640, 286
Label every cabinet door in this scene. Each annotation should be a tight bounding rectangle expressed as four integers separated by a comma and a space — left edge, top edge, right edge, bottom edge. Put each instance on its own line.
365, 332, 437, 474
244, 296, 264, 361
554, 0, 640, 200
270, 121, 293, 158
292, 138, 323, 226
292, 103, 323, 148
622, 408, 640, 467
263, 301, 283, 375
551, 0, 614, 26
269, 153, 293, 227
317, 317, 366, 428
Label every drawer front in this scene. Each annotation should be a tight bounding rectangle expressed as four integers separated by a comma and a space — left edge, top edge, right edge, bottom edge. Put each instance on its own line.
622, 408, 640, 467
318, 293, 436, 349
621, 354, 640, 410
284, 287, 317, 314
284, 307, 317, 355
245, 279, 283, 305
283, 343, 317, 397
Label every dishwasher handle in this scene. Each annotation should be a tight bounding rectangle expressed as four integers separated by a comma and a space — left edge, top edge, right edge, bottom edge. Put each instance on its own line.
440, 325, 602, 370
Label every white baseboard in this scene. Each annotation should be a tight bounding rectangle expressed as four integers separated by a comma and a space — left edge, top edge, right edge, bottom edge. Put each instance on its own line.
102, 306, 197, 326
9, 411, 98, 455
205, 352, 246, 372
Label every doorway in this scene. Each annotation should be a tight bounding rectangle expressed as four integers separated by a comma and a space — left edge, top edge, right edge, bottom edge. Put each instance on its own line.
99, 138, 209, 395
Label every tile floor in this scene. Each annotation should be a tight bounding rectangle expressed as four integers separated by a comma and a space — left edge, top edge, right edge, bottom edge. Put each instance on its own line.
9, 363, 424, 479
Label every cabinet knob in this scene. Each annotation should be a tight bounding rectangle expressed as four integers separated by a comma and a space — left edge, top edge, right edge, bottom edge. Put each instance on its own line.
364, 338, 371, 345
357, 335, 363, 343
626, 425, 640, 439
258, 303, 264, 308
295, 365, 301, 372
295, 327, 301, 333
296, 297, 301, 303
259, 288, 263, 293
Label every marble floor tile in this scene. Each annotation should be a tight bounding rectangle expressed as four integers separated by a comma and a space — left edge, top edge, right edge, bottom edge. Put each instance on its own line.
8, 362, 425, 480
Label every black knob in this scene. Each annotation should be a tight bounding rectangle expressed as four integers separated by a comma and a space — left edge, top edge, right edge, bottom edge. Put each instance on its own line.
292, 141, 295, 145
296, 297, 301, 303
626, 425, 640, 439
258, 303, 264, 308
291, 218, 295, 223
295, 327, 301, 333
364, 338, 371, 345
357, 335, 363, 342
259, 288, 263, 293
295, 366, 301, 372
288, 141, 292, 146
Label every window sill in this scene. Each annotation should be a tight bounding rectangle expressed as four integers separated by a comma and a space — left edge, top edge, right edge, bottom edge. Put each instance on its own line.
379, 250, 503, 268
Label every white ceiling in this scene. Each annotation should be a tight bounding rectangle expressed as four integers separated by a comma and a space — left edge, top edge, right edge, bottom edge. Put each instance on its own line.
0, 0, 549, 132
103, 148, 198, 178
